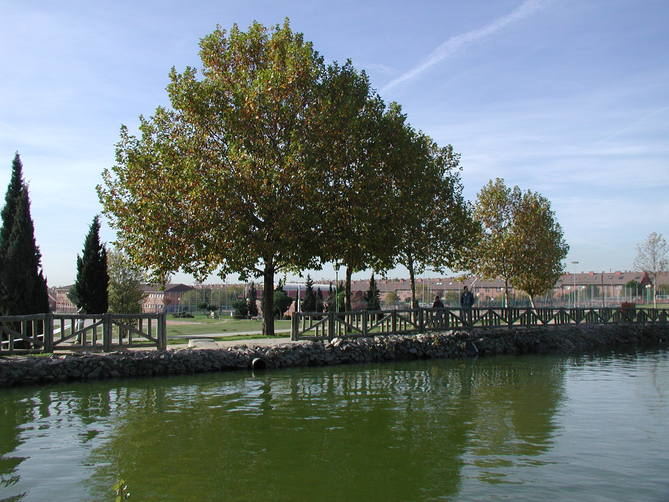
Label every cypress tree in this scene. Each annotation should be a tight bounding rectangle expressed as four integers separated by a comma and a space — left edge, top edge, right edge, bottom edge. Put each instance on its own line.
302, 275, 316, 312
0, 153, 25, 260
365, 273, 381, 311
72, 216, 109, 313
316, 288, 324, 312
0, 187, 50, 315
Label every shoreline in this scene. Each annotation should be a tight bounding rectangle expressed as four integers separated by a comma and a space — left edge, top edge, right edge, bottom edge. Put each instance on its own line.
1, 324, 667, 388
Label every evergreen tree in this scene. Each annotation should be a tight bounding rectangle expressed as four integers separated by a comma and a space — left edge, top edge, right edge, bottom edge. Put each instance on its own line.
247, 282, 259, 317
364, 273, 381, 311
273, 282, 293, 320
0, 153, 24, 260
316, 288, 324, 312
302, 275, 317, 312
327, 283, 335, 312
72, 216, 109, 313
0, 187, 50, 315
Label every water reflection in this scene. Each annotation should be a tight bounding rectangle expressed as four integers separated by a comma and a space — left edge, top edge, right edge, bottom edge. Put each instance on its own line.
0, 356, 570, 501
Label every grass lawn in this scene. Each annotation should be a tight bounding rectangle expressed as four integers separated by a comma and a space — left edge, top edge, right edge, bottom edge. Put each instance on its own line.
167, 315, 291, 337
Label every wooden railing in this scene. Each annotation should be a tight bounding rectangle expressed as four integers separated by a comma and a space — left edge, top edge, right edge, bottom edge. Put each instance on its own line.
291, 307, 669, 341
0, 313, 167, 355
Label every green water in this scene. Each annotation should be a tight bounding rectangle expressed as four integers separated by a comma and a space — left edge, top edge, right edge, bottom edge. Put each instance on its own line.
1, 350, 668, 502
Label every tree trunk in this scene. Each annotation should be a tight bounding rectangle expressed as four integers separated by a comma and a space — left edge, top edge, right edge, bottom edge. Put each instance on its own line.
528, 293, 536, 310
262, 263, 275, 336
504, 278, 509, 308
345, 266, 353, 312
408, 262, 418, 309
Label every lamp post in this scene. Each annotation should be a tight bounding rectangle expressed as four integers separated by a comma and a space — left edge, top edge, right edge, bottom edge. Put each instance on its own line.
571, 261, 579, 308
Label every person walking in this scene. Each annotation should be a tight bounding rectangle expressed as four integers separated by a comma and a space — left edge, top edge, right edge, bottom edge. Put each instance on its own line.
460, 286, 475, 327
432, 295, 444, 327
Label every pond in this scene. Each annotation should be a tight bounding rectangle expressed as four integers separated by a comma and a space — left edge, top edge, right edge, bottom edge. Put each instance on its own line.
1, 349, 667, 501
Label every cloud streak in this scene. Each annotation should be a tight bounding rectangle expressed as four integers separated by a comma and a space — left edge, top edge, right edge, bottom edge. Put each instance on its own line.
381, 0, 547, 92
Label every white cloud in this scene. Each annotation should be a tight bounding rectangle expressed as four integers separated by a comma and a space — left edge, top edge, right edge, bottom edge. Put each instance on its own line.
381, 0, 547, 92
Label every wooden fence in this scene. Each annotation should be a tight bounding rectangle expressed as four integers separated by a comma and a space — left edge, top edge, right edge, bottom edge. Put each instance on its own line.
0, 313, 167, 355
291, 307, 669, 341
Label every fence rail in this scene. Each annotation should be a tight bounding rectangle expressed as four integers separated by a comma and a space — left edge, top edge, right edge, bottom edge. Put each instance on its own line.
0, 313, 167, 355
291, 307, 669, 341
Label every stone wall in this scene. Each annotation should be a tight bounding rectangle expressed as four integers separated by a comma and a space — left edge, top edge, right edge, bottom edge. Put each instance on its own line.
1, 324, 667, 388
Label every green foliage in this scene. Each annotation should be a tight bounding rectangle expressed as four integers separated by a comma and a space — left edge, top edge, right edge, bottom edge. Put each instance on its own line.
625, 280, 642, 296
273, 286, 293, 319
301, 275, 316, 312
470, 178, 569, 307
390, 126, 479, 308
364, 273, 381, 311
383, 291, 400, 306
99, 20, 338, 336
316, 288, 324, 312
107, 248, 146, 314
72, 216, 109, 313
232, 299, 248, 318
0, 155, 49, 316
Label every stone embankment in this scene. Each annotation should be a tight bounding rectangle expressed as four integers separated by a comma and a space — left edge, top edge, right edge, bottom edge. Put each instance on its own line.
1, 324, 667, 387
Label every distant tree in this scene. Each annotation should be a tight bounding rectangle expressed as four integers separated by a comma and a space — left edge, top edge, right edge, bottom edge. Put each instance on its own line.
508, 190, 569, 308
107, 249, 146, 314
0, 155, 49, 316
273, 283, 293, 319
634, 232, 668, 308
247, 282, 259, 317
302, 275, 317, 312
364, 273, 381, 311
384, 291, 399, 307
72, 216, 108, 313
624, 280, 642, 297
470, 179, 568, 308
316, 288, 324, 312
232, 299, 248, 318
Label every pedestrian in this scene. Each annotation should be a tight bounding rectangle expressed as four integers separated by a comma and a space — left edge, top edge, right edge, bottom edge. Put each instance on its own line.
460, 286, 475, 327
432, 295, 444, 327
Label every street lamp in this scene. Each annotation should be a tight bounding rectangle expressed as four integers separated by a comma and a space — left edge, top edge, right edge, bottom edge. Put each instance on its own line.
571, 261, 579, 308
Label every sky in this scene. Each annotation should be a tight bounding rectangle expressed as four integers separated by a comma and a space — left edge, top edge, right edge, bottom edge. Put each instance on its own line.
1, 0, 668, 287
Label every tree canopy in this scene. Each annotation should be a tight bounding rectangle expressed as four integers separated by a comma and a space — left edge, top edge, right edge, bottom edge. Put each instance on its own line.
470, 178, 568, 307
634, 232, 668, 308
107, 248, 146, 314
72, 216, 109, 313
99, 20, 330, 335
0, 154, 49, 315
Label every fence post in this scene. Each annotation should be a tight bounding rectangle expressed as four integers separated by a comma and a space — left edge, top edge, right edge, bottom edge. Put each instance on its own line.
43, 313, 53, 353
391, 310, 397, 334
291, 313, 299, 341
158, 313, 167, 350
103, 313, 112, 352
328, 312, 335, 340
418, 308, 425, 333
507, 307, 513, 329
362, 311, 368, 337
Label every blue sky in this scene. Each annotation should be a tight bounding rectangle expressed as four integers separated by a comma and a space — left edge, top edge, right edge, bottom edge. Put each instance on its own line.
1, 0, 667, 286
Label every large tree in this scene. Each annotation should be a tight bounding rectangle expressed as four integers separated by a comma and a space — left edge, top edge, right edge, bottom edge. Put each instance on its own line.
99, 21, 334, 336
71, 216, 109, 313
391, 127, 479, 308
634, 232, 668, 308
470, 178, 568, 308
0, 178, 50, 316
107, 248, 146, 314
313, 64, 404, 311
